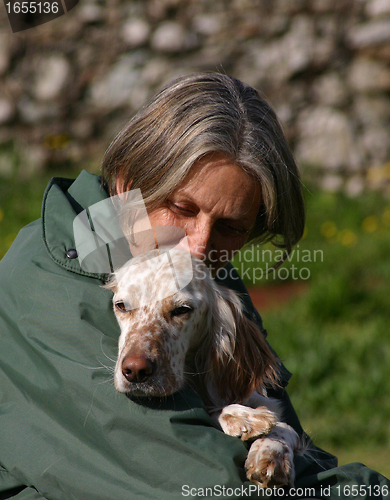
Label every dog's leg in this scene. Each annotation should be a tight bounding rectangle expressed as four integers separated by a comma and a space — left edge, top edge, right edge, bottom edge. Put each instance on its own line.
218, 399, 302, 488
218, 404, 278, 441
245, 422, 301, 488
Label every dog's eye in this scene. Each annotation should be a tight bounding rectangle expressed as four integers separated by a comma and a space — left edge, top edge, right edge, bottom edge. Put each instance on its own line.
170, 305, 193, 318
115, 301, 131, 313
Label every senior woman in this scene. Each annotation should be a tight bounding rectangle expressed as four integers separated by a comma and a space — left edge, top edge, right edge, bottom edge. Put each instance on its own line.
103, 72, 304, 273
0, 73, 388, 500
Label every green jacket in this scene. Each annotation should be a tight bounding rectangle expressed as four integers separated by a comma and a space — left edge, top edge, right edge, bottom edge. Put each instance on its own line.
0, 171, 388, 499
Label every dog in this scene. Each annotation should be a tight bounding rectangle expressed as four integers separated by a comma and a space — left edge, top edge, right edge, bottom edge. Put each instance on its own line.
104, 248, 303, 488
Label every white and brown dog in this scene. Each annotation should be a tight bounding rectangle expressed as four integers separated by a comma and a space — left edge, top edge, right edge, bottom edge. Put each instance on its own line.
104, 249, 303, 488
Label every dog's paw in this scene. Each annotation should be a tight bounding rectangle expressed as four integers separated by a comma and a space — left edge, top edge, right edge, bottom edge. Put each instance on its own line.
218, 404, 278, 441
245, 423, 299, 488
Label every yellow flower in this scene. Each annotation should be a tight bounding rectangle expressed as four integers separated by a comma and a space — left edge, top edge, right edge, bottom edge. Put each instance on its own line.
339, 229, 358, 247
44, 133, 71, 150
367, 162, 390, 183
321, 221, 337, 239
383, 162, 390, 179
362, 216, 379, 233
367, 166, 385, 183
382, 209, 390, 227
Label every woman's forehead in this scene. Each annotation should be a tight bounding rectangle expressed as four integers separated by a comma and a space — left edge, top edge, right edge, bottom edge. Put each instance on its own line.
173, 154, 261, 219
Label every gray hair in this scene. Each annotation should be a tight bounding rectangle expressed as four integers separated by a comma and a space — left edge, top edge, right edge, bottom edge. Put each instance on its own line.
101, 72, 305, 255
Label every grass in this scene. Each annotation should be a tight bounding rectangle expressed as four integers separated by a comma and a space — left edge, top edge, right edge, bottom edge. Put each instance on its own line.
1, 169, 390, 479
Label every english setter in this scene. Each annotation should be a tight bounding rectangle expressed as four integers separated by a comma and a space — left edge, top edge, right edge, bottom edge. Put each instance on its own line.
104, 249, 303, 488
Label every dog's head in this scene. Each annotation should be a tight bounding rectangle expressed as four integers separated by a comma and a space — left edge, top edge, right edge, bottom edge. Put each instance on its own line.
105, 249, 278, 402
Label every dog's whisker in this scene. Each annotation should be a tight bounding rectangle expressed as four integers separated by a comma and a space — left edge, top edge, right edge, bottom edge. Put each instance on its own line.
96, 355, 115, 372
83, 381, 107, 427
84, 364, 111, 371
99, 335, 117, 364
183, 368, 212, 377
99, 365, 115, 375
99, 375, 115, 385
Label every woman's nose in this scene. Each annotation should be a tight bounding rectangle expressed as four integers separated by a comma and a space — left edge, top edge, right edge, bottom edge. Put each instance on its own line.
186, 226, 213, 261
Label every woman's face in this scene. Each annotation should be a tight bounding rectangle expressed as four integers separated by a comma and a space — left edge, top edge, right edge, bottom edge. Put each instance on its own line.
146, 153, 261, 272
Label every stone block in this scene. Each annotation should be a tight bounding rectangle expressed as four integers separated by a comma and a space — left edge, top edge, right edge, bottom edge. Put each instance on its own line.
348, 57, 390, 92
295, 106, 362, 170
33, 55, 71, 101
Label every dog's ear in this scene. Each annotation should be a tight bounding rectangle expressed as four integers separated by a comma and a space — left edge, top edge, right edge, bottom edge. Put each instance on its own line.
205, 283, 279, 404
101, 274, 118, 293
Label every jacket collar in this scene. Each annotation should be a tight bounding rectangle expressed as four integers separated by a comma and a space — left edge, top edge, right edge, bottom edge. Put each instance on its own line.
42, 170, 110, 281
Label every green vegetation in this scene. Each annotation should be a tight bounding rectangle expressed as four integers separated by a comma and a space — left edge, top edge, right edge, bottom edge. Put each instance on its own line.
1, 170, 389, 478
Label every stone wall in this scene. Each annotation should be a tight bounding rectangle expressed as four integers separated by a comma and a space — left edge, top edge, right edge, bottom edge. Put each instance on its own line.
1, 0, 390, 194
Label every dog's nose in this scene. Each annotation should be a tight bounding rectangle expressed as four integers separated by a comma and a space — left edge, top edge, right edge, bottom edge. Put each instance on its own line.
121, 356, 155, 383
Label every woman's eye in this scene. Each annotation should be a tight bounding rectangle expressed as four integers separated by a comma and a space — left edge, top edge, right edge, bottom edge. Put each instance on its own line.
167, 201, 195, 216
218, 222, 248, 237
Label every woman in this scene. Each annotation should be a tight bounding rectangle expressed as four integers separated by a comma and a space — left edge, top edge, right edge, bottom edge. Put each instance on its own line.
103, 72, 305, 274
0, 73, 388, 499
